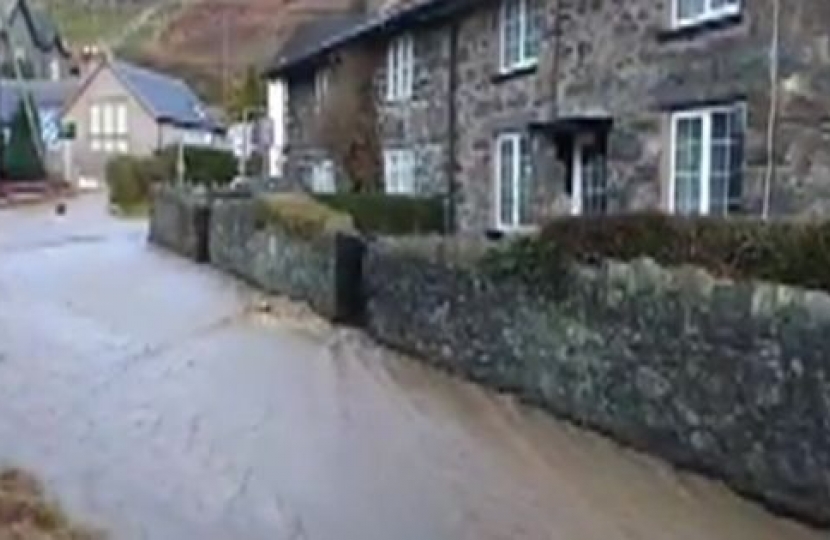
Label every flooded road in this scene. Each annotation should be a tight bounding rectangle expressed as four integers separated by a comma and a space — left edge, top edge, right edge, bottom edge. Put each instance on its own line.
0, 197, 825, 540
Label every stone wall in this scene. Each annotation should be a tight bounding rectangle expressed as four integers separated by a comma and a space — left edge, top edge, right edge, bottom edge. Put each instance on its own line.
209, 197, 364, 322
374, 24, 452, 196
148, 186, 210, 262
363, 237, 830, 525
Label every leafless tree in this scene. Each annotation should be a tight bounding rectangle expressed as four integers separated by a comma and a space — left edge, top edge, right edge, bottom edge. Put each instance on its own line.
313, 46, 382, 193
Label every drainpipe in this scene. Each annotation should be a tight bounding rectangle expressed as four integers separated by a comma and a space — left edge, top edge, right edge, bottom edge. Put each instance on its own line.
551, 0, 562, 120
445, 19, 459, 234
762, 0, 781, 220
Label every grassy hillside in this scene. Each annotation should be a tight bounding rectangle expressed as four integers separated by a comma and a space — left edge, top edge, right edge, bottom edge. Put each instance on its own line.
38, 0, 367, 105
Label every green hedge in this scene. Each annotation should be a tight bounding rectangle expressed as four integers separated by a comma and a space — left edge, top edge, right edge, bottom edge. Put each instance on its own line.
315, 193, 446, 235
256, 193, 354, 239
155, 146, 237, 186
106, 155, 165, 211
529, 213, 830, 291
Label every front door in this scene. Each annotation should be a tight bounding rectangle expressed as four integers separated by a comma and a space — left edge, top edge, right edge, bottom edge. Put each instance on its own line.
571, 134, 608, 216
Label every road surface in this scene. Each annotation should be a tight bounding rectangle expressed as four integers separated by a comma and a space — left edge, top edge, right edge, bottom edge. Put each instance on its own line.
0, 196, 825, 540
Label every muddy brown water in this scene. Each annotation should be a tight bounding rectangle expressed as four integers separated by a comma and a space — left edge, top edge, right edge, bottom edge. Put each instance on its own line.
0, 196, 825, 539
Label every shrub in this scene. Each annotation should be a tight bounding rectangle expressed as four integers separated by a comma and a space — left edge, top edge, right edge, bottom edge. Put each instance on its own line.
256, 193, 354, 239
106, 155, 165, 210
155, 145, 237, 186
314, 193, 446, 235
3, 96, 44, 181
536, 213, 830, 291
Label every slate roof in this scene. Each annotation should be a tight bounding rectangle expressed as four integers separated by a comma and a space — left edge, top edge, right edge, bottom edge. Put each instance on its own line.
268, 13, 366, 75
111, 60, 222, 132
0, 78, 79, 123
267, 0, 481, 77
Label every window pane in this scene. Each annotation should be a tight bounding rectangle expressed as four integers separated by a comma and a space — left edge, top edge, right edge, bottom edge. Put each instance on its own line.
502, 0, 522, 68
674, 117, 703, 215
518, 136, 533, 225
404, 36, 414, 98
499, 138, 515, 226
103, 104, 114, 136
116, 104, 127, 135
90, 105, 100, 135
582, 144, 608, 215
523, 0, 542, 63
677, 0, 705, 19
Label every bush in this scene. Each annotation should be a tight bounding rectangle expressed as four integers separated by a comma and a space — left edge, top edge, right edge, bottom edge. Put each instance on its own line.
256, 193, 354, 239
155, 145, 237, 186
314, 193, 446, 235
3, 96, 44, 181
535, 213, 830, 291
106, 155, 165, 210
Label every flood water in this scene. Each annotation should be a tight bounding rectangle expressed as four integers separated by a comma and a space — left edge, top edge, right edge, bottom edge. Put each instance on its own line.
0, 196, 825, 539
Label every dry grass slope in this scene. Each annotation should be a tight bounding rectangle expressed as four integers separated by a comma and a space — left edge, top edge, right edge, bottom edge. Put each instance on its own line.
0, 469, 102, 540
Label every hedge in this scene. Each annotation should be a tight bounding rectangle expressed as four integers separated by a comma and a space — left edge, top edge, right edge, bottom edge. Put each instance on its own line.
314, 193, 446, 235
155, 145, 237, 186
256, 193, 354, 239
106, 155, 165, 211
530, 213, 830, 292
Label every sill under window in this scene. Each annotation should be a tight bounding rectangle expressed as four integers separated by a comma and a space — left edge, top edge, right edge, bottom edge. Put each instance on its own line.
657, 12, 743, 42
492, 63, 537, 84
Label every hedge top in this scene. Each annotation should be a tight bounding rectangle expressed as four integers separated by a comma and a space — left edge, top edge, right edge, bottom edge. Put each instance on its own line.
256, 193, 355, 238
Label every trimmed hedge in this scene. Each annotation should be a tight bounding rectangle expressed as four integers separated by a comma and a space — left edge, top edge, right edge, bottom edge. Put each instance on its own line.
532, 213, 830, 291
155, 146, 237, 186
315, 193, 446, 235
256, 193, 354, 239
106, 155, 165, 211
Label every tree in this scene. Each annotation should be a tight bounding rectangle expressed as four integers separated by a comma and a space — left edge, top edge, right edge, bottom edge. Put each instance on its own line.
227, 65, 266, 121
314, 47, 382, 192
3, 95, 44, 181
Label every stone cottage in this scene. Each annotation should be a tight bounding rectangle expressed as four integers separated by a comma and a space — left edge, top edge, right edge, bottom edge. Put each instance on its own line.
268, 0, 830, 232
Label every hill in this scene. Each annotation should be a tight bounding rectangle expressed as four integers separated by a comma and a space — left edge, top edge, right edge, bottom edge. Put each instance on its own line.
137, 0, 356, 102
37, 0, 402, 105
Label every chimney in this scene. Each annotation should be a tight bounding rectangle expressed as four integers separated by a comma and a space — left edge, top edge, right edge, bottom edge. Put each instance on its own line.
78, 44, 107, 77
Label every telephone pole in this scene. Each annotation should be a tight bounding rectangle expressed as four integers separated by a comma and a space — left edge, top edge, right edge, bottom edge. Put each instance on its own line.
221, 9, 229, 109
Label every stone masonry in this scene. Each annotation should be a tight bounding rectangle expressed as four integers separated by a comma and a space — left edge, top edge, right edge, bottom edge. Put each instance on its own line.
279, 0, 830, 231
363, 236, 830, 526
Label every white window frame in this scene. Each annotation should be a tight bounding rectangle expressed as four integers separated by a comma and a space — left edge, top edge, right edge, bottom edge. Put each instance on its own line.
499, 0, 540, 73
494, 132, 534, 231
383, 148, 416, 194
672, 0, 740, 29
90, 104, 101, 136
386, 34, 414, 102
90, 101, 129, 153
314, 68, 329, 109
669, 103, 745, 215
310, 159, 336, 193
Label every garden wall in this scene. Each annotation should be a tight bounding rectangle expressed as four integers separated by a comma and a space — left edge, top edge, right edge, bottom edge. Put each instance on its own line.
363, 237, 830, 525
209, 197, 364, 322
148, 186, 210, 262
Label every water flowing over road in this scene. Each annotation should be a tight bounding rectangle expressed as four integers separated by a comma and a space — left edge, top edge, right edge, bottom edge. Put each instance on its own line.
0, 197, 825, 540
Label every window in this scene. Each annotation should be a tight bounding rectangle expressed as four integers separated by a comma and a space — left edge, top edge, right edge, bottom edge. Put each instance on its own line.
49, 58, 60, 81
499, 0, 541, 73
670, 103, 745, 216
314, 69, 329, 109
89, 101, 128, 153
383, 149, 415, 194
386, 34, 414, 102
571, 137, 608, 216
309, 160, 336, 193
673, 0, 740, 28
495, 133, 533, 229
